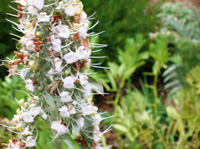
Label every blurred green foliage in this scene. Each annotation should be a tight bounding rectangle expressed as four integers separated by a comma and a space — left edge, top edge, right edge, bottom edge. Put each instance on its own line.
82, 0, 163, 61
1, 0, 200, 148
0, 75, 25, 119
0, 0, 18, 78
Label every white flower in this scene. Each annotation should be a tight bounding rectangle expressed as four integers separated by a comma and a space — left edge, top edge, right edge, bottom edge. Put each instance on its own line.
76, 46, 91, 60
69, 105, 76, 115
81, 104, 98, 116
63, 52, 78, 64
21, 112, 34, 123
80, 12, 88, 23
63, 76, 76, 89
54, 25, 70, 38
79, 26, 88, 39
12, 114, 20, 123
93, 130, 102, 143
38, 12, 50, 22
77, 117, 84, 128
25, 79, 34, 92
78, 73, 88, 85
28, 6, 38, 15
22, 126, 33, 136
29, 107, 44, 117
84, 84, 91, 97
92, 114, 102, 127
60, 91, 72, 103
54, 58, 62, 72
9, 64, 18, 76
59, 106, 70, 118
20, 68, 30, 79
65, 6, 75, 16
26, 40, 35, 51
26, 136, 36, 147
15, 0, 28, 6
51, 121, 69, 135
33, 0, 44, 10
51, 38, 61, 53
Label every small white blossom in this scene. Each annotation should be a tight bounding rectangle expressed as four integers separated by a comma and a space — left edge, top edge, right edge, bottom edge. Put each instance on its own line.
28, 6, 38, 15
63, 76, 76, 89
76, 46, 91, 60
29, 107, 45, 117
69, 105, 76, 115
54, 25, 70, 38
78, 73, 88, 86
59, 106, 70, 118
9, 65, 18, 76
22, 126, 33, 136
38, 12, 50, 22
33, 0, 44, 10
51, 37, 62, 53
25, 79, 34, 92
60, 91, 72, 103
20, 68, 30, 80
51, 121, 69, 135
65, 5, 75, 16
21, 112, 34, 123
63, 52, 78, 64
81, 104, 98, 116
79, 26, 88, 39
54, 58, 62, 72
26, 136, 36, 147
77, 117, 84, 128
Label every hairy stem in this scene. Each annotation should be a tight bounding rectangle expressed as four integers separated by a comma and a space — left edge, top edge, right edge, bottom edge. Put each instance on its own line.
55, 138, 62, 149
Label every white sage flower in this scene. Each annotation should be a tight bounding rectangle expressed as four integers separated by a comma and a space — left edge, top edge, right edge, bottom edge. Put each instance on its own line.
38, 12, 50, 22
63, 52, 78, 64
51, 121, 69, 135
26, 136, 36, 147
21, 112, 34, 123
63, 76, 76, 89
25, 79, 34, 92
65, 5, 75, 16
59, 106, 70, 118
60, 91, 72, 103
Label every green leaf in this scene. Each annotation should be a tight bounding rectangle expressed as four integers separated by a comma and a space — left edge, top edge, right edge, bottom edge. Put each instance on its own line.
42, 92, 56, 111
88, 76, 104, 94
108, 62, 119, 77
105, 70, 117, 91
63, 139, 74, 149
72, 123, 80, 136
113, 124, 128, 133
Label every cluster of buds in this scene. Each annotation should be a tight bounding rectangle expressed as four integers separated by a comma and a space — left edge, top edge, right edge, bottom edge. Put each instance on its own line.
3, 0, 111, 148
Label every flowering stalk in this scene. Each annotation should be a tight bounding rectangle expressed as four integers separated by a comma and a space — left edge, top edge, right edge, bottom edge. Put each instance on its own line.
3, 0, 111, 148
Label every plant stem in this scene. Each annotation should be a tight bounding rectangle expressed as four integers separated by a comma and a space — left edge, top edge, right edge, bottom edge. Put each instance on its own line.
153, 73, 158, 117
114, 79, 125, 149
55, 138, 62, 149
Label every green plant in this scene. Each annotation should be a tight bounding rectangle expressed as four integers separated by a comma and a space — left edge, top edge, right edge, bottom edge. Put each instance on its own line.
165, 66, 200, 148
146, 35, 170, 117
157, 2, 200, 68
0, 75, 26, 119
96, 35, 149, 148
82, 0, 163, 61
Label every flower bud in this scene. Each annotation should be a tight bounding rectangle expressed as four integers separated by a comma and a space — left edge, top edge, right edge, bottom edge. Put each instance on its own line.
36, 31, 42, 37
16, 108, 21, 114
25, 22, 32, 29
29, 61, 37, 70
18, 99, 26, 107
65, 70, 70, 75
73, 23, 79, 29
16, 124, 23, 132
